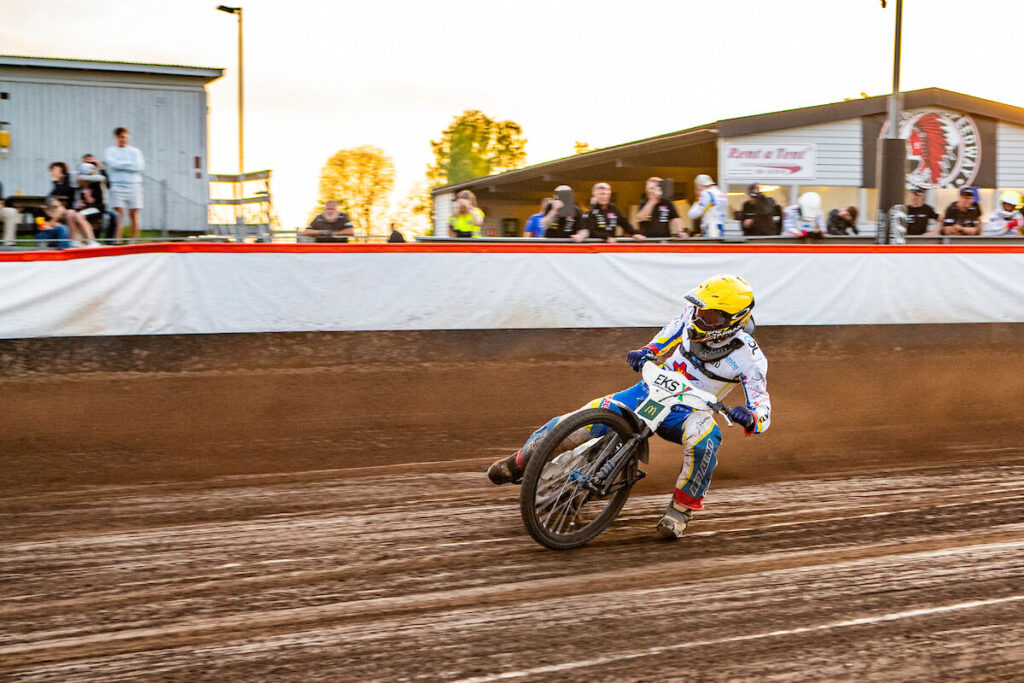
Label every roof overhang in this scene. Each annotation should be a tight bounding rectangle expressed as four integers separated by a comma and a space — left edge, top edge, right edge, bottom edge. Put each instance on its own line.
0, 55, 224, 83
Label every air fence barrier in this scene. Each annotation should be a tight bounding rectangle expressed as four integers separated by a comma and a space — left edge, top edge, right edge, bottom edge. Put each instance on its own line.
1, 241, 1024, 339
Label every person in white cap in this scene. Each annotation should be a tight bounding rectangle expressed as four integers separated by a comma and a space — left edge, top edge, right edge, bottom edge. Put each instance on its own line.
783, 191, 826, 238
687, 174, 727, 237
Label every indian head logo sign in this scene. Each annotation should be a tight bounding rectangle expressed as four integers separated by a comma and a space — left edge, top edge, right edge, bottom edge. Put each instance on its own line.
883, 109, 981, 189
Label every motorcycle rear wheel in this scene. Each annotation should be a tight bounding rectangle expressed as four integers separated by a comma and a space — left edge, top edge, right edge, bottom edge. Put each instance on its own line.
519, 408, 645, 550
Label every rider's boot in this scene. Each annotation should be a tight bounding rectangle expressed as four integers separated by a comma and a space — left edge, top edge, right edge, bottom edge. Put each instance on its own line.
487, 449, 525, 485
656, 501, 694, 539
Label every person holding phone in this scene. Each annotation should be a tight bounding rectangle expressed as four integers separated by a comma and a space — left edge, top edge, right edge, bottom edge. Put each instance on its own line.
577, 182, 646, 243
637, 176, 684, 238
540, 185, 584, 239
447, 190, 484, 238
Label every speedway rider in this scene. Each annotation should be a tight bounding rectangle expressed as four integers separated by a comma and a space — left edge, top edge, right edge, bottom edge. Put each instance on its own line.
986, 191, 1024, 236
488, 274, 771, 539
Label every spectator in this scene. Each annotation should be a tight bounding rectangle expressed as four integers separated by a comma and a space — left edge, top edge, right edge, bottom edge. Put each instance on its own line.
905, 187, 940, 236
523, 198, 551, 238
783, 192, 826, 238
387, 222, 407, 243
941, 188, 983, 235
35, 198, 72, 250
302, 200, 355, 242
541, 185, 584, 239
78, 154, 119, 241
1, 180, 19, 246
447, 190, 484, 238
687, 174, 727, 237
636, 177, 684, 238
104, 126, 145, 242
739, 183, 778, 236
46, 162, 99, 246
826, 205, 859, 235
74, 161, 115, 243
47, 162, 76, 206
985, 191, 1024, 236
577, 182, 645, 243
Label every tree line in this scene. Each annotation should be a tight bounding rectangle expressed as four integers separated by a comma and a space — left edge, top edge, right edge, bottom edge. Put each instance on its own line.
311, 109, 540, 237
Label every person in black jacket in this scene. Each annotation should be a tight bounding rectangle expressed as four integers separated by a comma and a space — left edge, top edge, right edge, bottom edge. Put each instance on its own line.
46, 162, 99, 246
826, 206, 859, 235
576, 182, 646, 243
739, 184, 778, 236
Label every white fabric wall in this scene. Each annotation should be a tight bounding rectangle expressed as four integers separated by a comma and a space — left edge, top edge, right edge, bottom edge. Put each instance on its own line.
1, 247, 1023, 338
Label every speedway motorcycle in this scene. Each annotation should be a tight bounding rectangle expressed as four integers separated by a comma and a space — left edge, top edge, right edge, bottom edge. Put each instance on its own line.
519, 360, 735, 550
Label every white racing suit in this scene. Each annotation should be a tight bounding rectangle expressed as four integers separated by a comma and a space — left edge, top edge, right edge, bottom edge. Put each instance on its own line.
518, 304, 771, 511
986, 207, 1024, 236
687, 186, 728, 237
782, 205, 826, 236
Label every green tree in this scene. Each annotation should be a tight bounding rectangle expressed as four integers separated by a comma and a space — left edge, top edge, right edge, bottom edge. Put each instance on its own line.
313, 145, 395, 234
427, 110, 527, 187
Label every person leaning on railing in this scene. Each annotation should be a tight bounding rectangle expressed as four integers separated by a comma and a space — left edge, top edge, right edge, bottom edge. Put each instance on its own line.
447, 190, 484, 238
302, 200, 355, 243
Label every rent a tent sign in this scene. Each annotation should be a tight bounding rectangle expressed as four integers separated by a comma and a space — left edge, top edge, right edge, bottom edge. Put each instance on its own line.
723, 144, 816, 179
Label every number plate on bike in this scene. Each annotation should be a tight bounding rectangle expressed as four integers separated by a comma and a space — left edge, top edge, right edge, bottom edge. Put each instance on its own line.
636, 398, 667, 420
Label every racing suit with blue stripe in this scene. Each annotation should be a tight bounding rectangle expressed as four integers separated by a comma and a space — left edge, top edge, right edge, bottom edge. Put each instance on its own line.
516, 303, 771, 510
687, 186, 728, 237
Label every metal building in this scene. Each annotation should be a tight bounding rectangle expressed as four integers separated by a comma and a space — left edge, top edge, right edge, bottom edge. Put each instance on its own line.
0, 55, 222, 232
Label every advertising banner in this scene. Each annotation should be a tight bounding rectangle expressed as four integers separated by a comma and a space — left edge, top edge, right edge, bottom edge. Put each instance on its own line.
722, 144, 816, 179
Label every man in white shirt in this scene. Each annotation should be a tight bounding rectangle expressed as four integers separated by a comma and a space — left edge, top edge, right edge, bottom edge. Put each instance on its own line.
103, 127, 145, 242
687, 174, 727, 237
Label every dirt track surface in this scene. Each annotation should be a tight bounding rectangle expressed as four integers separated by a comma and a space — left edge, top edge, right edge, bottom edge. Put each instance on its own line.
2, 328, 1024, 681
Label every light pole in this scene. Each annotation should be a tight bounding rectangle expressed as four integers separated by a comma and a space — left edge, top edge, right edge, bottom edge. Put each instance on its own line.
217, 5, 244, 226
877, 0, 906, 244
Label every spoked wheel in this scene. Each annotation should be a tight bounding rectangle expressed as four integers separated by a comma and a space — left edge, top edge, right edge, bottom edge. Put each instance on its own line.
519, 408, 647, 550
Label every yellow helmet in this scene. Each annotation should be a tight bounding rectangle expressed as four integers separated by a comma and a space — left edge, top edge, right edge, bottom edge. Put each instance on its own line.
999, 190, 1023, 210
684, 274, 755, 343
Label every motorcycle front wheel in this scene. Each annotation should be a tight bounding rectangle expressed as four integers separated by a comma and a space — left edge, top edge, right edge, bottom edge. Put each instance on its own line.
519, 408, 646, 550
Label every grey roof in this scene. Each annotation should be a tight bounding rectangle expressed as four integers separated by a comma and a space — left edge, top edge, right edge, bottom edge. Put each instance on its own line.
0, 55, 223, 82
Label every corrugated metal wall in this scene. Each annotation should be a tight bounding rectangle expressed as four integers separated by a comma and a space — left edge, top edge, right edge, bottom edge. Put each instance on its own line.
997, 122, 1024, 188
721, 119, 864, 187
0, 68, 209, 231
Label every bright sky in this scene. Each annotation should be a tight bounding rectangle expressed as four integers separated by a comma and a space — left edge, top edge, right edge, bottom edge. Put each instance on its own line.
4, 0, 1020, 229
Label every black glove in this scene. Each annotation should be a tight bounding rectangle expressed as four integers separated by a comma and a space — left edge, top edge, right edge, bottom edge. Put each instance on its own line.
728, 405, 757, 432
626, 348, 655, 372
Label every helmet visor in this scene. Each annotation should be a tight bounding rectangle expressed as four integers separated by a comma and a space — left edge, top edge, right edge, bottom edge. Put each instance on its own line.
694, 308, 729, 330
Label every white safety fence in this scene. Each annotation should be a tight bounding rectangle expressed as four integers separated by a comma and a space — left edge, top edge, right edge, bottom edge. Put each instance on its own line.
0, 247, 1023, 338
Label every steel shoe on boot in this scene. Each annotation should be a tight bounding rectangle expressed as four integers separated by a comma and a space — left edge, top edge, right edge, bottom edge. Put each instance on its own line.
487, 453, 523, 485
656, 502, 694, 539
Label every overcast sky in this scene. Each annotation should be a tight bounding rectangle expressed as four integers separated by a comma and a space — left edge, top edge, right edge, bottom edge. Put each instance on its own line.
3, 0, 1019, 228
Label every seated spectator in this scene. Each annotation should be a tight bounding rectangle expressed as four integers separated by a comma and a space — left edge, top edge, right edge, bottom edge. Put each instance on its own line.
941, 188, 983, 235
985, 191, 1024, 236
523, 198, 551, 238
387, 222, 407, 243
826, 205, 859, 235
74, 162, 114, 243
447, 190, 484, 238
302, 200, 355, 243
577, 182, 646, 243
35, 198, 72, 250
48, 162, 76, 206
541, 185, 584, 239
636, 177, 684, 238
1, 179, 19, 246
739, 184, 778, 236
77, 155, 118, 241
905, 187, 940, 235
783, 192, 826, 238
46, 161, 99, 246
